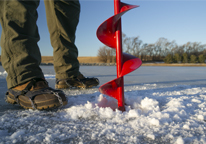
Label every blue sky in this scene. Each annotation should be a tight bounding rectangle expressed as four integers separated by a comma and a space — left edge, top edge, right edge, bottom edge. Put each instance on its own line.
0, 0, 206, 56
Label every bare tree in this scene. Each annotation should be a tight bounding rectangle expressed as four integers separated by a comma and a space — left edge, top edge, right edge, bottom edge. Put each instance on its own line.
123, 36, 142, 57
97, 46, 116, 63
154, 38, 171, 61
97, 46, 109, 63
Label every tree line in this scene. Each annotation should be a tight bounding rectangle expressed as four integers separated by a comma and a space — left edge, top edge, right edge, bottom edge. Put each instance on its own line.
97, 34, 206, 63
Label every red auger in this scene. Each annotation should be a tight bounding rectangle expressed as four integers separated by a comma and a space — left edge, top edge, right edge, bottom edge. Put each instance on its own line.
97, 0, 142, 111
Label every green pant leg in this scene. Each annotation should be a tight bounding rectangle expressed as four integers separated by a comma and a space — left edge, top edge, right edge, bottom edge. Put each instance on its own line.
44, 0, 80, 79
0, 0, 45, 89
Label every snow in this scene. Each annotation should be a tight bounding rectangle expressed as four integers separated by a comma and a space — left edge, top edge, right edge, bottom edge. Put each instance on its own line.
175, 137, 184, 144
0, 66, 206, 143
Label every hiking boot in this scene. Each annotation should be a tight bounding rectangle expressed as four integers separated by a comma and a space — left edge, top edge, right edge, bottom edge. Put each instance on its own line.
55, 73, 99, 89
5, 78, 67, 110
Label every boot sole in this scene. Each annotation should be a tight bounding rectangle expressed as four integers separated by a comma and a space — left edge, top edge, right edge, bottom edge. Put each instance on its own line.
55, 83, 98, 89
5, 94, 68, 110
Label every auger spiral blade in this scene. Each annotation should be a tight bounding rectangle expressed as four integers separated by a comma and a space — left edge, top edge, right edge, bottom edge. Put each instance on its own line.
97, 0, 142, 111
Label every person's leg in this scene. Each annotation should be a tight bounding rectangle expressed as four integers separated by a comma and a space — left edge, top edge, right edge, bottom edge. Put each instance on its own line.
44, 0, 99, 89
44, 0, 80, 80
0, 0, 44, 89
0, 0, 67, 109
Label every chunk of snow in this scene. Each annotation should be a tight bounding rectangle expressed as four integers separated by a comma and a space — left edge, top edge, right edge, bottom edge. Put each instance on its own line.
197, 115, 204, 121
10, 130, 25, 139
183, 124, 190, 130
149, 118, 160, 126
175, 137, 184, 144
147, 134, 155, 140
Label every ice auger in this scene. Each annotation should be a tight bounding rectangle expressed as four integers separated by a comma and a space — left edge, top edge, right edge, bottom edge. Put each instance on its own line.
96, 0, 142, 111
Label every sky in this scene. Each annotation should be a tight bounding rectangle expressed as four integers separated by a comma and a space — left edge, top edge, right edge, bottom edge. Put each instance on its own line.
0, 0, 206, 57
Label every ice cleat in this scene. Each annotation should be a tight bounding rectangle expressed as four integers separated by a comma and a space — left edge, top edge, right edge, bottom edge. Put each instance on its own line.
5, 78, 67, 110
55, 73, 99, 89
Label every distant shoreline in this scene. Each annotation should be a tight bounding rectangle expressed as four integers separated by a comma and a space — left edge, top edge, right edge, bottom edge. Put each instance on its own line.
40, 62, 206, 67
41, 56, 206, 67
141, 63, 206, 67
0, 56, 206, 67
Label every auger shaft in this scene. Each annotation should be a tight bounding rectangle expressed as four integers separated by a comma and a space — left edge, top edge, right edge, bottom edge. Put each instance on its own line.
114, 0, 125, 111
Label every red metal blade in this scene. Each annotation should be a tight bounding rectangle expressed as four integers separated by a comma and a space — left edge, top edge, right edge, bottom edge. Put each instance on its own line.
96, 4, 139, 49
121, 53, 142, 76
97, 1, 141, 111
99, 77, 122, 100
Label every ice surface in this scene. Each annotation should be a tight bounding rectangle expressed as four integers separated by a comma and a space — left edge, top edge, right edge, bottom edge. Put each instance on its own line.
0, 66, 206, 143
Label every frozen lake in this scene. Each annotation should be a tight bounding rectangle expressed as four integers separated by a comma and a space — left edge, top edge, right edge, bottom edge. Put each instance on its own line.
0, 65, 206, 143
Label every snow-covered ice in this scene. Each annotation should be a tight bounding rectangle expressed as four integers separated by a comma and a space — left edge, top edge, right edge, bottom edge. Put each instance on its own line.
0, 66, 206, 144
